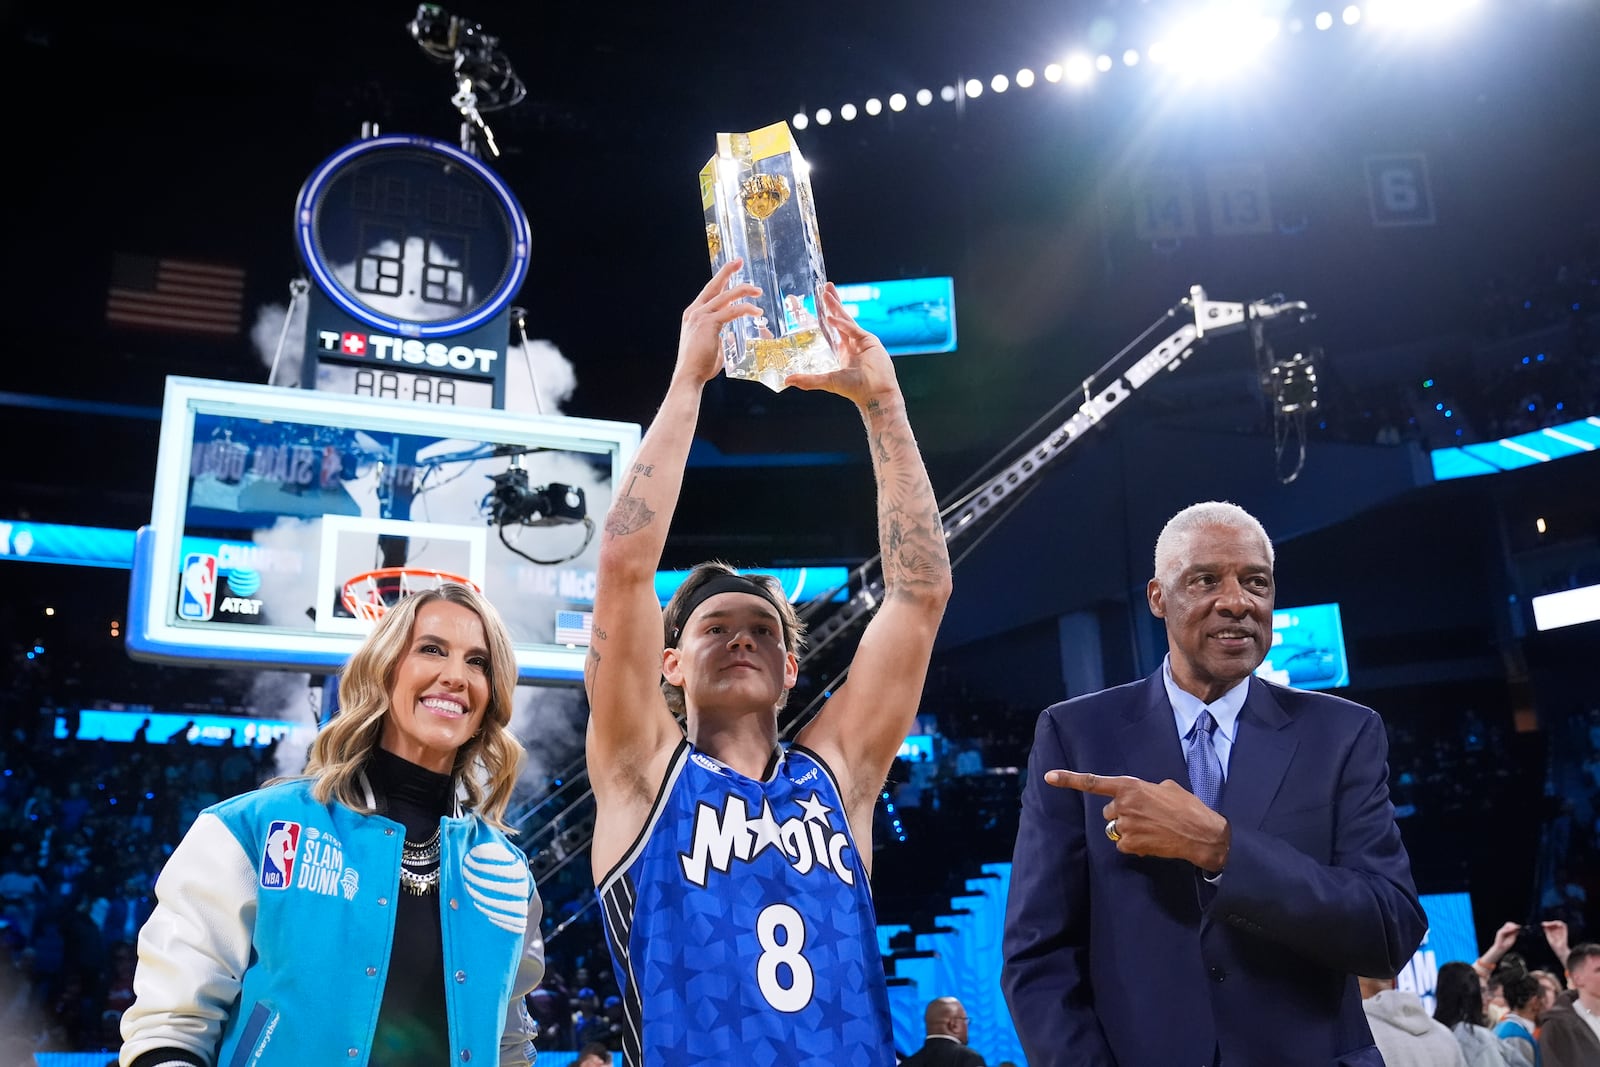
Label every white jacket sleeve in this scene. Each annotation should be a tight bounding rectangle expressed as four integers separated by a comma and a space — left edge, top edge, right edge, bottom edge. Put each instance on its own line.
120, 813, 258, 1067
498, 883, 546, 1067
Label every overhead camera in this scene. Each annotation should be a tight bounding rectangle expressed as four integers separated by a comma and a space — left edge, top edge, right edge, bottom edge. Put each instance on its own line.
407, 3, 460, 53
407, 4, 525, 113
1269, 349, 1321, 415
483, 468, 587, 528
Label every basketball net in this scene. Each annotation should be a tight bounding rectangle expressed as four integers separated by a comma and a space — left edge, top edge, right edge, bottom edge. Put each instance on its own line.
340, 568, 481, 622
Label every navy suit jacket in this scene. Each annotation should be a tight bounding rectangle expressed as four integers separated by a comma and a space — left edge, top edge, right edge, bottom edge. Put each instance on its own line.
899, 1036, 986, 1067
1000, 672, 1426, 1067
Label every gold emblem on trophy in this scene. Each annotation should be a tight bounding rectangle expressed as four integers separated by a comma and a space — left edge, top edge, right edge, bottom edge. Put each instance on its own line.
705, 223, 721, 263
741, 173, 791, 220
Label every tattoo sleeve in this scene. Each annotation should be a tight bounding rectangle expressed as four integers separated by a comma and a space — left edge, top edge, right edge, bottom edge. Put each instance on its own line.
864, 399, 950, 597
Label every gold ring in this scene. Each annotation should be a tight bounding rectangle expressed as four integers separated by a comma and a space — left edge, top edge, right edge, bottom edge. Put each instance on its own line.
1105, 819, 1121, 842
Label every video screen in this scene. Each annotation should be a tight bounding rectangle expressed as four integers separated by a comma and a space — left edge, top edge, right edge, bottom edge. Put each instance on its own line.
1255, 601, 1350, 691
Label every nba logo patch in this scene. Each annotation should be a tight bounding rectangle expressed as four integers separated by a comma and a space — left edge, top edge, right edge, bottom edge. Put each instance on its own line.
179, 552, 217, 621
260, 820, 301, 890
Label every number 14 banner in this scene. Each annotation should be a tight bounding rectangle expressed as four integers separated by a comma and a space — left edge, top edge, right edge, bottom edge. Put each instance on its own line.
1130, 163, 1275, 241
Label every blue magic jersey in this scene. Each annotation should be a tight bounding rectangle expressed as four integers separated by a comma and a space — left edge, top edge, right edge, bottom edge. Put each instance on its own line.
598, 741, 894, 1067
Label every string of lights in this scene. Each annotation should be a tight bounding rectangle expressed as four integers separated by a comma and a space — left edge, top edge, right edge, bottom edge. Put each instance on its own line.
789, 0, 1493, 130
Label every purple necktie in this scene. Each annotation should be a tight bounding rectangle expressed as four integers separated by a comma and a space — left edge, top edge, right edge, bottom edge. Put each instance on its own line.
1187, 710, 1223, 810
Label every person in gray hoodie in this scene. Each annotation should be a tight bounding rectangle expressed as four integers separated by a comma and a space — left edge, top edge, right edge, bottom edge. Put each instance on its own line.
1359, 975, 1468, 1067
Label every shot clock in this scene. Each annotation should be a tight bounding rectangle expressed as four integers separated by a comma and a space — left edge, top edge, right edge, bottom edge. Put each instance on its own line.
294, 133, 531, 410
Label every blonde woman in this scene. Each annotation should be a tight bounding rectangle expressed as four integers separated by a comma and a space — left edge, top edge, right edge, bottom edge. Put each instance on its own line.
120, 584, 544, 1067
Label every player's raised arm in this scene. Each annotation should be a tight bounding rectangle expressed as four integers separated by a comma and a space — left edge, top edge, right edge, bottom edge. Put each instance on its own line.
584, 261, 760, 862
789, 283, 952, 830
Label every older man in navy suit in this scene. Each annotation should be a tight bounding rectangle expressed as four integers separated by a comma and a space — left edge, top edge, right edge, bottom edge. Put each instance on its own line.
1001, 500, 1426, 1067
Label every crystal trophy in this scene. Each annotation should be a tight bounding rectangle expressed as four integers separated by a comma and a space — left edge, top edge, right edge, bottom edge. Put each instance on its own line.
699, 120, 839, 391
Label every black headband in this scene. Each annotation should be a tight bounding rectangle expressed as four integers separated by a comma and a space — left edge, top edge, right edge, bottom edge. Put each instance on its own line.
670, 573, 785, 645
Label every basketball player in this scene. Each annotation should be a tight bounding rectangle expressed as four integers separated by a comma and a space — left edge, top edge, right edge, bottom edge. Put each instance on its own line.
583, 260, 951, 1066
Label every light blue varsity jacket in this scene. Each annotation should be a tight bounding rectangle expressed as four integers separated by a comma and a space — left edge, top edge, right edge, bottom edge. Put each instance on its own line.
119, 776, 544, 1067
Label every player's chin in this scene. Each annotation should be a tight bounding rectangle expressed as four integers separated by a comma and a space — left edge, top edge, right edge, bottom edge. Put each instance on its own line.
725, 674, 782, 704
733, 674, 780, 698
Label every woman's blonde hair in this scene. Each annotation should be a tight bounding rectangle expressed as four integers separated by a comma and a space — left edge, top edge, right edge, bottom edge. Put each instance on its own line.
298, 583, 525, 831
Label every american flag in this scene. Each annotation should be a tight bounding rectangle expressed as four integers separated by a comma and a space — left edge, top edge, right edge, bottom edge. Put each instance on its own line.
105, 254, 245, 337
554, 609, 594, 646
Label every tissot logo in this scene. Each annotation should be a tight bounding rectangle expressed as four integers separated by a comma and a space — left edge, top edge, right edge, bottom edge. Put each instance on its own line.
316, 330, 500, 377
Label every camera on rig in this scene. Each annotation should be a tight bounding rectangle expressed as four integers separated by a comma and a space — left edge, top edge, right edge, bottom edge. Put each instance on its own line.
1267, 348, 1321, 415
406, 4, 524, 111
407, 4, 458, 52
483, 468, 587, 528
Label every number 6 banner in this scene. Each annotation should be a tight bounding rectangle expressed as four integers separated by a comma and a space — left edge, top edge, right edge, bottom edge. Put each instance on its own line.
1365, 153, 1437, 227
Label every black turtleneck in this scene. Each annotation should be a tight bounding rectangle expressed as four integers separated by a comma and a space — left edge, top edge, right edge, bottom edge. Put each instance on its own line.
366, 747, 452, 1066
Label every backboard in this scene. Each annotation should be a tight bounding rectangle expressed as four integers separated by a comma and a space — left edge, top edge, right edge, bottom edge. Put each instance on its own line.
128, 375, 639, 684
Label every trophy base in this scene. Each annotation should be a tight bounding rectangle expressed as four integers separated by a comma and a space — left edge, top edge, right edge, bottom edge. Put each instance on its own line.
730, 328, 839, 392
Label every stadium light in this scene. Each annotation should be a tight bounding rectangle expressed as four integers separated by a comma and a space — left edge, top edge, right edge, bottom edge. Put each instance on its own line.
1150, 12, 1281, 78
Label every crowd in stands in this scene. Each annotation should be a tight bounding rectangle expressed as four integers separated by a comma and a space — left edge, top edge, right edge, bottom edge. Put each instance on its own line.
1539, 704, 1600, 933
1321, 236, 1600, 451
0, 713, 278, 1060
1477, 238, 1600, 344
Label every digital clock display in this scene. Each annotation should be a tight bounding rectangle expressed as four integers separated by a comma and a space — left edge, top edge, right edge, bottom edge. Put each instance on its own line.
314, 362, 497, 409
295, 134, 530, 337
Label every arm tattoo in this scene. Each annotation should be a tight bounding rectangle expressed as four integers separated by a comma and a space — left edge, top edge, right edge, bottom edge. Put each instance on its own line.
868, 413, 949, 594
605, 472, 656, 536
866, 399, 892, 465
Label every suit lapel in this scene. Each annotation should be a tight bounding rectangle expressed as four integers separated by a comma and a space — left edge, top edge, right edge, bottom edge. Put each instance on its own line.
1118, 672, 1190, 785
1219, 677, 1296, 830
